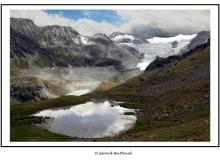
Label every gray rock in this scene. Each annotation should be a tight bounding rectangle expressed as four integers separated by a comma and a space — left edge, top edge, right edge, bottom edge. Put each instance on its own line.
10, 18, 141, 71
171, 41, 178, 48
187, 31, 210, 51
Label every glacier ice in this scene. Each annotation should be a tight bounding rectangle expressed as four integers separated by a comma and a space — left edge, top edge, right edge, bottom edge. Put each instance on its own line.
136, 34, 197, 70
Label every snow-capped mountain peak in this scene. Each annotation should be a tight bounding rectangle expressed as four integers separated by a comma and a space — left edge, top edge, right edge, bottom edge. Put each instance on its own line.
110, 32, 148, 45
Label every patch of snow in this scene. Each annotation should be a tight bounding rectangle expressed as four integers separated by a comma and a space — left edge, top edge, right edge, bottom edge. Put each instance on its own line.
147, 34, 197, 44
118, 42, 135, 47
72, 35, 93, 45
72, 37, 80, 44
136, 61, 152, 71
112, 34, 135, 42
80, 35, 90, 45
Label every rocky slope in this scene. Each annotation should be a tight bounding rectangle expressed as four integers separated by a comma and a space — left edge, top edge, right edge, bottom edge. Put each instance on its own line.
11, 39, 210, 141
10, 18, 210, 103
186, 31, 210, 51
10, 18, 140, 70
93, 39, 210, 141
10, 66, 120, 103
10, 18, 141, 102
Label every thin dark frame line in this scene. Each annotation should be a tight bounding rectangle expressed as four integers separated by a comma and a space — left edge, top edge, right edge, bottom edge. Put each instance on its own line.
0, 3, 219, 148
1, 4, 3, 148
1, 145, 219, 148
1, 4, 219, 6
218, 4, 220, 148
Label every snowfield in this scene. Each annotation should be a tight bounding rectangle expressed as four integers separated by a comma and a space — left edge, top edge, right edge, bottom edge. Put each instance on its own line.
113, 34, 197, 71
136, 34, 197, 70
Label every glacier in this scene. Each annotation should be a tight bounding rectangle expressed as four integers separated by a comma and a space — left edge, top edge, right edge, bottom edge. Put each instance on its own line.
135, 34, 197, 70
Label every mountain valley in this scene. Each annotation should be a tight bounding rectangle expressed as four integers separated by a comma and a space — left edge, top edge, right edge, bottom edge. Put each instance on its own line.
10, 17, 210, 141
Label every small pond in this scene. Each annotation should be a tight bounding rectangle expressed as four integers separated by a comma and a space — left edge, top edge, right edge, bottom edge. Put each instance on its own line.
33, 101, 137, 138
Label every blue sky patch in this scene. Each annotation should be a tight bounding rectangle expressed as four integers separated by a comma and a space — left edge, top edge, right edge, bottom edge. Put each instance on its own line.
45, 10, 127, 25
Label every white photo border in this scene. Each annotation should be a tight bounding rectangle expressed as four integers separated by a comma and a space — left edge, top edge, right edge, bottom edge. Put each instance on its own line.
1, 4, 219, 147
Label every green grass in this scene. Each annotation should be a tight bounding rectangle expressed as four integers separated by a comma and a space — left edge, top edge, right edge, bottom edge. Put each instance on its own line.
111, 116, 209, 141
11, 125, 72, 141
95, 80, 122, 91
95, 70, 142, 92
11, 95, 91, 120
10, 95, 92, 141
10, 45, 210, 141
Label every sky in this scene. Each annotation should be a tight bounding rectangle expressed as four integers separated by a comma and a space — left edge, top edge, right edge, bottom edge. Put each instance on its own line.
10, 9, 210, 36
45, 10, 127, 25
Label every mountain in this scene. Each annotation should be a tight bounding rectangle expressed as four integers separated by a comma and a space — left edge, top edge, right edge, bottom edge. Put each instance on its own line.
10, 18, 210, 103
11, 39, 210, 141
10, 18, 143, 103
10, 18, 141, 71
10, 17, 42, 41
110, 32, 210, 71
131, 34, 198, 70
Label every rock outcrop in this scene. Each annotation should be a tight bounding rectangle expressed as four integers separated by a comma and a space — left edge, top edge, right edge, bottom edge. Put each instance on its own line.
10, 83, 50, 102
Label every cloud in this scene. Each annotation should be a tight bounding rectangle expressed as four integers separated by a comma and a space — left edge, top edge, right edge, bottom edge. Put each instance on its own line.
10, 10, 121, 36
117, 10, 210, 35
10, 9, 210, 37
10, 10, 74, 27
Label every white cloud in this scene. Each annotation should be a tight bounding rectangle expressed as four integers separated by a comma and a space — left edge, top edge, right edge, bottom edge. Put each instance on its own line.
117, 10, 210, 34
10, 9, 210, 36
10, 10, 122, 36
10, 10, 74, 27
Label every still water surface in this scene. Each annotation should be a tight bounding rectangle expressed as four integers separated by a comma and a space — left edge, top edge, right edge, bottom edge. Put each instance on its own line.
34, 101, 137, 138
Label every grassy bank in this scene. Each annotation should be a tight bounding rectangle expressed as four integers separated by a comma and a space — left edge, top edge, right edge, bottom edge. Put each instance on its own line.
10, 45, 210, 142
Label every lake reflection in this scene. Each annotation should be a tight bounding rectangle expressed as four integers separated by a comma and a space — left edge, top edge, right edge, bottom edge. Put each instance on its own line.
34, 101, 137, 138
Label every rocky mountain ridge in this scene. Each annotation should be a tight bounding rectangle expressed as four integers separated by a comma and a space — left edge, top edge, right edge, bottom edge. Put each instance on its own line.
10, 18, 141, 71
